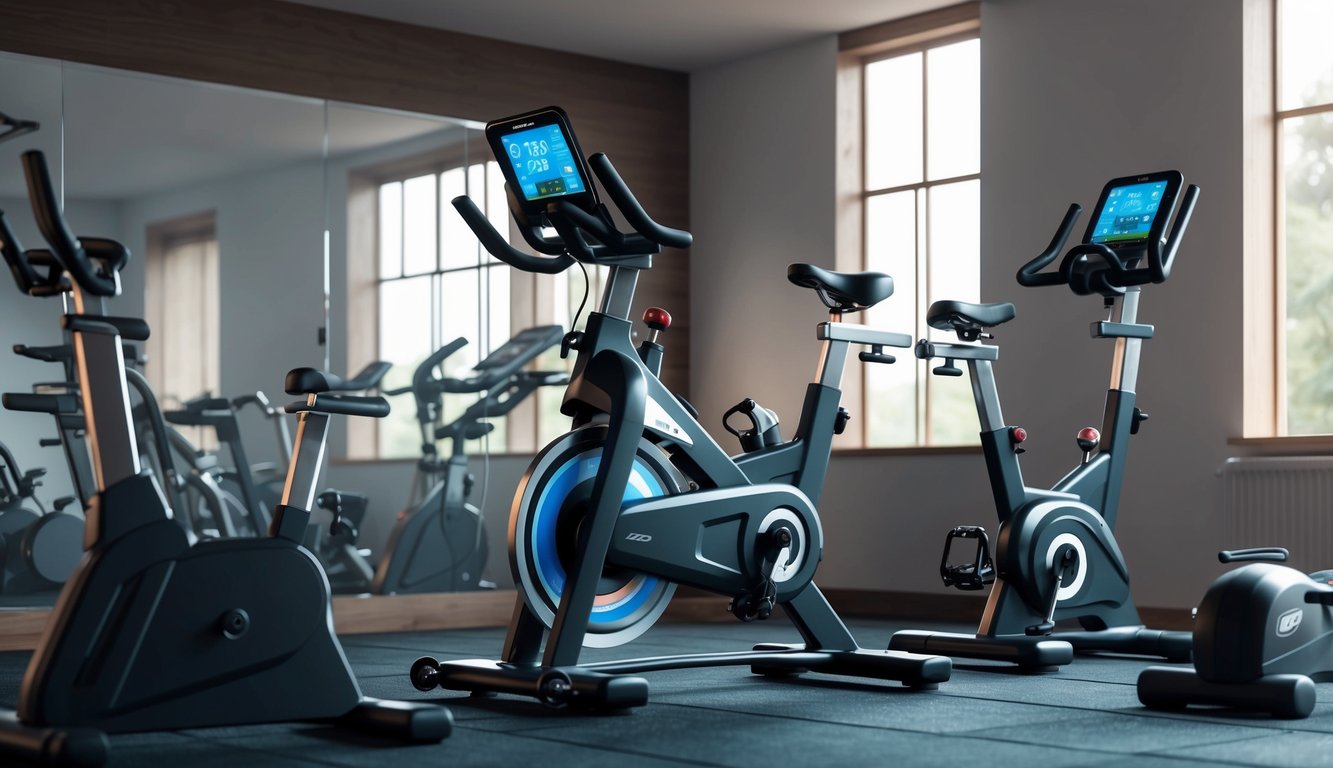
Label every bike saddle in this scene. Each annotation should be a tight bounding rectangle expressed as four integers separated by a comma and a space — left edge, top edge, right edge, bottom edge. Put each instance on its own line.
926, 300, 1016, 333
787, 263, 893, 312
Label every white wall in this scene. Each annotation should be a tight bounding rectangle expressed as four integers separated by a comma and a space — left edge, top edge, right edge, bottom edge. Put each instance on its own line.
690, 0, 1247, 608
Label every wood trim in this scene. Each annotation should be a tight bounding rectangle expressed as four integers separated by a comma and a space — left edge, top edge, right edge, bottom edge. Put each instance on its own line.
332, 590, 515, 634
1242, 0, 1277, 436
839, 2, 980, 58
0, 590, 517, 651
1228, 434, 1333, 453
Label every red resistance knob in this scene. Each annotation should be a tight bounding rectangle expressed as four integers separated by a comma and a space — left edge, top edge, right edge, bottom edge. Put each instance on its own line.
644, 307, 672, 332
1077, 427, 1100, 444
1010, 426, 1027, 444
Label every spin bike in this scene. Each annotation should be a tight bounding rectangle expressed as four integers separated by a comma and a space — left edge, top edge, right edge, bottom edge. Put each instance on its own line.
1138, 547, 1333, 718
0, 150, 451, 765
409, 106, 951, 708
890, 171, 1199, 669
372, 325, 568, 594
0, 438, 81, 594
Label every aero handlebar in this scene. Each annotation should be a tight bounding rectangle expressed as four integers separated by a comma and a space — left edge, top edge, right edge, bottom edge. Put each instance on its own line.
20, 150, 127, 297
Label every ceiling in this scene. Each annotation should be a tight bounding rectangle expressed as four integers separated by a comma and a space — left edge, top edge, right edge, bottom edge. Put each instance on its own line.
281, 0, 957, 72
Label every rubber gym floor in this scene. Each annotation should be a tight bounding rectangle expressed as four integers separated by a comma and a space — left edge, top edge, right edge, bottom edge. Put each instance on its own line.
1, 618, 1329, 767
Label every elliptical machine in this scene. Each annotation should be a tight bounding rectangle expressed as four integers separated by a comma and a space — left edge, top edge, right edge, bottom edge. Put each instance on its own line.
408, 106, 951, 709
371, 325, 568, 594
1138, 547, 1333, 718
890, 171, 1199, 669
0, 150, 450, 765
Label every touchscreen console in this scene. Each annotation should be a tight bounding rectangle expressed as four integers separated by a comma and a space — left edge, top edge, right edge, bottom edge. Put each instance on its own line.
1084, 171, 1183, 250
485, 107, 595, 217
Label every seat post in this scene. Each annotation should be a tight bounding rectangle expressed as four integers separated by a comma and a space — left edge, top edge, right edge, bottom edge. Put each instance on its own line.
813, 311, 850, 388
280, 402, 330, 513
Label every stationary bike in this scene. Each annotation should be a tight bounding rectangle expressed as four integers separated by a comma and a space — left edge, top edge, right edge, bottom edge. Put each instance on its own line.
0, 150, 451, 766
408, 106, 951, 709
1138, 547, 1333, 718
890, 171, 1199, 669
372, 325, 568, 594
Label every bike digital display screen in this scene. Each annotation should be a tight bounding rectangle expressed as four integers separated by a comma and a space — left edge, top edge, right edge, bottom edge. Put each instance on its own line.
498, 123, 587, 203
1083, 171, 1183, 250
1088, 180, 1169, 245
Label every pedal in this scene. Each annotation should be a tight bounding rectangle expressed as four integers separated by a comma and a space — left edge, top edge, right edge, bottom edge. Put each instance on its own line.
730, 527, 791, 621
940, 526, 994, 590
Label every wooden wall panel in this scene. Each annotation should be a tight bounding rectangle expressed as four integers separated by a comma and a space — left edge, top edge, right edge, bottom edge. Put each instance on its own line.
0, 0, 691, 394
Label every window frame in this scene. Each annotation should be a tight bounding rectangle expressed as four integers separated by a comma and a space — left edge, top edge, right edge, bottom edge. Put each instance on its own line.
347, 141, 547, 461
836, 2, 982, 452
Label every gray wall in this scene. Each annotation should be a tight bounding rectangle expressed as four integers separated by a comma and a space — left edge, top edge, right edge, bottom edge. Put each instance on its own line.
0, 195, 122, 505
689, 0, 1246, 607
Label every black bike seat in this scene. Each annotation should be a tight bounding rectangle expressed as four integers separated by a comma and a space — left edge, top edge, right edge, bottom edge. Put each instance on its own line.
787, 263, 894, 311
286, 367, 350, 395
926, 300, 1016, 331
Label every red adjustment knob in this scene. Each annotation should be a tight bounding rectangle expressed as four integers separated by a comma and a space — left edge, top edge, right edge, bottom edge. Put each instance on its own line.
1010, 427, 1027, 444
1077, 427, 1100, 443
643, 307, 672, 332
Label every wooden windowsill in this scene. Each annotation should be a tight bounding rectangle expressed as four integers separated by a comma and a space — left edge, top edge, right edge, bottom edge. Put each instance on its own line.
1227, 435, 1333, 454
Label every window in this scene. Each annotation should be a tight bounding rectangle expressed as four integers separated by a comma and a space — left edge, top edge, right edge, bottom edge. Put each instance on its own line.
143, 211, 220, 447
1277, 0, 1333, 435
353, 153, 590, 460
848, 10, 980, 448
371, 162, 513, 459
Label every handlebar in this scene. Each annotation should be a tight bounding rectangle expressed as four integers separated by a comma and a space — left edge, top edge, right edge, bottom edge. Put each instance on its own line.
452, 149, 691, 275
1016, 204, 1081, 287
21, 150, 128, 297
588, 153, 693, 250
452, 196, 574, 274
1016, 185, 1199, 294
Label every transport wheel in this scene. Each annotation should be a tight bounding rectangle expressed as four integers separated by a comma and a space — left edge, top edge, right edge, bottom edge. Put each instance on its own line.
511, 426, 679, 648
410, 656, 441, 691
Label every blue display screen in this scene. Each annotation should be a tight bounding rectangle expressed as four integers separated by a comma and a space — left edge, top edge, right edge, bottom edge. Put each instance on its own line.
499, 123, 587, 202
1089, 181, 1169, 245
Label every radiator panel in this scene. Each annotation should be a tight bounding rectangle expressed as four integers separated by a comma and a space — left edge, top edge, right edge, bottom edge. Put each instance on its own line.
1220, 457, 1333, 572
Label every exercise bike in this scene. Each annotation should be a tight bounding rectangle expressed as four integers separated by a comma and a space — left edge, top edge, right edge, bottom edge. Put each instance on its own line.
408, 106, 951, 709
0, 150, 451, 765
890, 171, 1199, 669
372, 325, 568, 594
1138, 547, 1333, 718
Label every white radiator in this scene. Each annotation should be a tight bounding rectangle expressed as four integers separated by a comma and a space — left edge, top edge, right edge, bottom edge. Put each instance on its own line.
1219, 456, 1333, 572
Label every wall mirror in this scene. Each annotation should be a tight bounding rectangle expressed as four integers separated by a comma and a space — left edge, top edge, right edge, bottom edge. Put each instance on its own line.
0, 52, 550, 608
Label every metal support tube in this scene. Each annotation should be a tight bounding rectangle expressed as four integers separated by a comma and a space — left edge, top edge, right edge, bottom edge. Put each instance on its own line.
970, 360, 1005, 432
281, 402, 330, 512
598, 266, 638, 320
1107, 291, 1142, 394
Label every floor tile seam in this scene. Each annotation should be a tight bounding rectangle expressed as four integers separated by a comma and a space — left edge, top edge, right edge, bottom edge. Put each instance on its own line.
452, 723, 732, 767
654, 694, 1292, 741
174, 731, 352, 767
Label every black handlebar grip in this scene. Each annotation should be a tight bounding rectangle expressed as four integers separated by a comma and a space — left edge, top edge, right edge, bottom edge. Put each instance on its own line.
285, 394, 391, 419
588, 153, 693, 250
414, 337, 470, 392
1149, 183, 1199, 283
452, 195, 573, 274
21, 151, 123, 297
1017, 203, 1081, 287
1219, 546, 1289, 563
